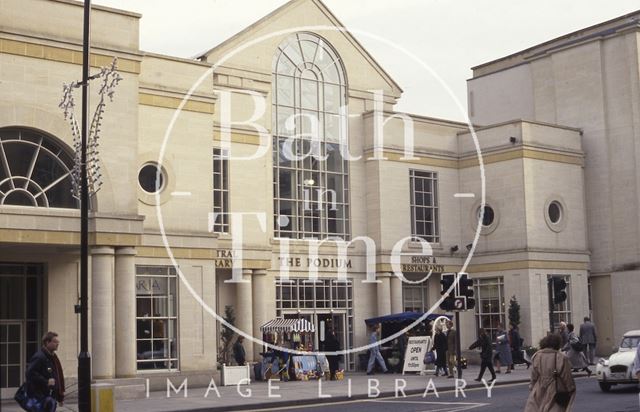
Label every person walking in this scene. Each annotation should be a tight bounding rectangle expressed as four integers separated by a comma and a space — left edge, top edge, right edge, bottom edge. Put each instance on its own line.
324, 329, 341, 380
558, 322, 569, 348
563, 323, 592, 376
25, 331, 65, 412
494, 323, 513, 374
233, 336, 246, 366
433, 327, 448, 377
469, 328, 496, 382
524, 334, 576, 412
509, 322, 531, 369
579, 317, 597, 365
446, 320, 457, 378
366, 324, 389, 375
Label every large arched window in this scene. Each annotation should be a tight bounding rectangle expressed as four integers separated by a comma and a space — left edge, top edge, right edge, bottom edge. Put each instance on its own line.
272, 32, 350, 239
0, 128, 77, 209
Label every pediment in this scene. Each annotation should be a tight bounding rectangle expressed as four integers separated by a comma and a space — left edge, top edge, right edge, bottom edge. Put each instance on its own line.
198, 0, 402, 98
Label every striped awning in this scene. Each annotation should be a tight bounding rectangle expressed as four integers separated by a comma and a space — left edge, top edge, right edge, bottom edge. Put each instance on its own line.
260, 318, 315, 333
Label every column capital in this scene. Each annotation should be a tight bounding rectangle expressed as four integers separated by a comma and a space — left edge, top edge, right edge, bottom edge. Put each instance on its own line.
376, 272, 393, 279
252, 269, 268, 276
91, 246, 115, 256
115, 247, 137, 257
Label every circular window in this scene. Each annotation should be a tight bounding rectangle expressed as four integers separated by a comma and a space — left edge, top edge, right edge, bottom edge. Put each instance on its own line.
548, 201, 562, 224
138, 163, 165, 194
544, 198, 567, 232
478, 205, 495, 227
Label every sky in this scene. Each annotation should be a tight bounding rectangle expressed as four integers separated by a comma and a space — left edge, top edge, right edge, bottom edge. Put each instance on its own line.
94, 0, 639, 121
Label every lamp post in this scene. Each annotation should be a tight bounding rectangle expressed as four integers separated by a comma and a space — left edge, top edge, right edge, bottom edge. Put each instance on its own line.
77, 1, 92, 410
59, 1, 121, 409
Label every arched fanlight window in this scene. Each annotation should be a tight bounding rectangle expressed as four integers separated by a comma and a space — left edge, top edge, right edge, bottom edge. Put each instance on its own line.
272, 32, 350, 239
0, 128, 78, 209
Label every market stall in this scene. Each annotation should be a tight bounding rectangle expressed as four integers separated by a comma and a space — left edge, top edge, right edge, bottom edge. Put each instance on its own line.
362, 312, 452, 372
257, 318, 328, 381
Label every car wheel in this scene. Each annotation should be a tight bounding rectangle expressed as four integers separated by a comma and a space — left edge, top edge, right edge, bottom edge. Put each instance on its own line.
598, 382, 612, 392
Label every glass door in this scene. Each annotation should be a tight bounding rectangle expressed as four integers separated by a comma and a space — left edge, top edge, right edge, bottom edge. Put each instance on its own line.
0, 264, 43, 392
0, 323, 22, 388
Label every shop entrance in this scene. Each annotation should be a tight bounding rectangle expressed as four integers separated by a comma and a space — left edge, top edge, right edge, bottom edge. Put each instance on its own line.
0, 263, 43, 395
276, 278, 354, 369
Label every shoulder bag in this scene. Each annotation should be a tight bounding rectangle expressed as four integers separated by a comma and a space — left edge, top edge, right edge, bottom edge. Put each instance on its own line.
553, 352, 572, 408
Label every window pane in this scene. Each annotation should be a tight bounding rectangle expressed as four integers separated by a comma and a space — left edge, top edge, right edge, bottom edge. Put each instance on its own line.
324, 84, 341, 113
276, 75, 294, 106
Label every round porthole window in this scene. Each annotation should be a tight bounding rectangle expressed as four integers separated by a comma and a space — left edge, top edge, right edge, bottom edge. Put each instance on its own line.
548, 201, 562, 224
138, 163, 165, 194
478, 205, 495, 227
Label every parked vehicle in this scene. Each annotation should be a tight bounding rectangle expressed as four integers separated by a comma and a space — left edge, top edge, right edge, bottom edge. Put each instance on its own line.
595, 329, 640, 392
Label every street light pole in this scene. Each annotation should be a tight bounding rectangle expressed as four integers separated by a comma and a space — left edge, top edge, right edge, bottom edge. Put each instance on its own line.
78, 1, 92, 410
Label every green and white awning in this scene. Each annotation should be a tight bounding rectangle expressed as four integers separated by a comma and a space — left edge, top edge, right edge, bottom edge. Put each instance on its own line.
260, 318, 315, 333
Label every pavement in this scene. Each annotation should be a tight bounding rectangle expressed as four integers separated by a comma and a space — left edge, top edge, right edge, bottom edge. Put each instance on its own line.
1, 365, 548, 412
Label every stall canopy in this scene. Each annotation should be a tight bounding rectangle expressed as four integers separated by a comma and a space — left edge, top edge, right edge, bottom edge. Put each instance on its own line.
260, 318, 316, 333
364, 312, 451, 326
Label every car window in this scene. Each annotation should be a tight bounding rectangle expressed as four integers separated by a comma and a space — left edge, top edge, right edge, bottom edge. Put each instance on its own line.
620, 336, 640, 349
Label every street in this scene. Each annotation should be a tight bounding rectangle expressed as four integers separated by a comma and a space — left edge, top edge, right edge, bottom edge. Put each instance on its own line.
245, 378, 640, 412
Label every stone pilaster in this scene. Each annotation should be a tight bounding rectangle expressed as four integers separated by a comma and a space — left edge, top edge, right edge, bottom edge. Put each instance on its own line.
251, 269, 268, 361
114, 247, 137, 377
390, 273, 403, 314
376, 273, 391, 316
91, 246, 115, 379
235, 269, 254, 361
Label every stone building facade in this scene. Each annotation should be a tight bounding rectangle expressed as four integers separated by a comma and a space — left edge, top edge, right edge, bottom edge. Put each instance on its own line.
2, 0, 629, 395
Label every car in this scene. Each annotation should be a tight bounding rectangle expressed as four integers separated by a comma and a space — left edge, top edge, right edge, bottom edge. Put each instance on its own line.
595, 329, 640, 392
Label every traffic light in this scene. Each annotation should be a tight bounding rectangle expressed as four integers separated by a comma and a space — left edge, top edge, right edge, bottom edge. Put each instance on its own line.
551, 277, 567, 304
440, 273, 455, 311
459, 273, 476, 310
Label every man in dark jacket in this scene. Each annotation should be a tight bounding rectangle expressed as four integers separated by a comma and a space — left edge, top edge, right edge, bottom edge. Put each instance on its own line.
26, 331, 65, 411
233, 336, 246, 366
579, 317, 597, 365
469, 328, 496, 382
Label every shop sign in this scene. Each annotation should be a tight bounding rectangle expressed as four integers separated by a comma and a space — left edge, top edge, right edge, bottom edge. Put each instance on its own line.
402, 336, 432, 374
136, 278, 167, 295
214, 249, 236, 268
400, 255, 444, 273
278, 256, 352, 269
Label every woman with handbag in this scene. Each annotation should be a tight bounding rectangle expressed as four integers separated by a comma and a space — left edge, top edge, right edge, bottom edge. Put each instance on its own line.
494, 323, 513, 374
563, 324, 592, 376
525, 334, 576, 412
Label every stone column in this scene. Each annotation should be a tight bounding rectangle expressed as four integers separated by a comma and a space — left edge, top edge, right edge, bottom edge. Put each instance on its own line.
235, 270, 254, 361
376, 273, 391, 316
390, 273, 403, 314
91, 246, 115, 379
115, 247, 137, 377
252, 269, 268, 360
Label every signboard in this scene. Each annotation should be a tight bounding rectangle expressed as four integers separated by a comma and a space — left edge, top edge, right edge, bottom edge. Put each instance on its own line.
402, 336, 432, 374
221, 364, 250, 386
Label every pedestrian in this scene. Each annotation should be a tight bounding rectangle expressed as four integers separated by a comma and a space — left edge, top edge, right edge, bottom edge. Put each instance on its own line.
469, 328, 496, 382
509, 322, 531, 369
558, 322, 569, 348
233, 336, 246, 366
579, 316, 597, 365
324, 329, 341, 380
563, 323, 592, 376
524, 333, 576, 412
366, 324, 389, 375
446, 320, 457, 378
433, 326, 448, 376
494, 323, 513, 374
25, 331, 65, 412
